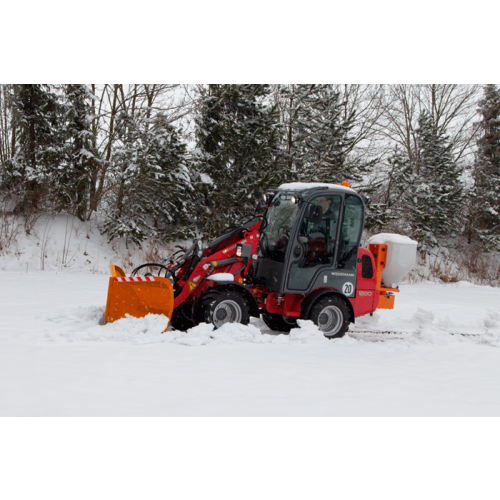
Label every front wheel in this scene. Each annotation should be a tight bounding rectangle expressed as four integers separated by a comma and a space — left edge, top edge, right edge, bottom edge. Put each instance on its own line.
261, 312, 298, 332
199, 289, 250, 329
309, 295, 350, 338
170, 303, 196, 331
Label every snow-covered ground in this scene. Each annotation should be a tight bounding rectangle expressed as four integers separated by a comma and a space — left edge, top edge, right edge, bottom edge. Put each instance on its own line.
1, 269, 499, 416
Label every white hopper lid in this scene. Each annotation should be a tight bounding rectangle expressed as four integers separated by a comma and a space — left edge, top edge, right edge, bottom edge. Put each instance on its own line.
368, 233, 417, 286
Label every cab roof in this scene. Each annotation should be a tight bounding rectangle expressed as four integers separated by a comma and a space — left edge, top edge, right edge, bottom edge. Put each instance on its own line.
277, 182, 356, 195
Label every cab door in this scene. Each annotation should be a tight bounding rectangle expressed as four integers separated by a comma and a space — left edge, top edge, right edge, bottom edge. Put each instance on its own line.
285, 193, 364, 295
286, 194, 342, 291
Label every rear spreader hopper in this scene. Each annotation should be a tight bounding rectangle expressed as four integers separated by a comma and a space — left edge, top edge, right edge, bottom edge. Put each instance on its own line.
104, 182, 417, 338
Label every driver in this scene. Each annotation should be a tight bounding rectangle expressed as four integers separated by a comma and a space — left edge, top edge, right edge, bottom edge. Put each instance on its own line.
298, 196, 336, 243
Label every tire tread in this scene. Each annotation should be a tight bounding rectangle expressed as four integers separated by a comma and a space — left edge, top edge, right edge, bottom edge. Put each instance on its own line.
309, 295, 350, 338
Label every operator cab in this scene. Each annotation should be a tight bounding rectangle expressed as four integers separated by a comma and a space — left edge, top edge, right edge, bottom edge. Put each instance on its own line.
255, 182, 365, 296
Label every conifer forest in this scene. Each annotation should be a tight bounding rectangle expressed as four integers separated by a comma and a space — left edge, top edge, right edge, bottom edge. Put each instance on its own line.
0, 84, 499, 282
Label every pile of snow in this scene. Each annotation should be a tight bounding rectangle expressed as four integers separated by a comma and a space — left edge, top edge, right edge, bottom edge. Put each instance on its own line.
43, 307, 170, 344
41, 299, 500, 350
176, 319, 352, 346
42, 306, 354, 347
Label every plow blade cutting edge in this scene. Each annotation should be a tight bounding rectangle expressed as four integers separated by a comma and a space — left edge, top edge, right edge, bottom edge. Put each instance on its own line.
104, 265, 174, 330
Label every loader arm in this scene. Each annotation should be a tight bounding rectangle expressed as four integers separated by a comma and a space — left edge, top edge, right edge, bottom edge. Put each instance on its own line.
103, 217, 263, 330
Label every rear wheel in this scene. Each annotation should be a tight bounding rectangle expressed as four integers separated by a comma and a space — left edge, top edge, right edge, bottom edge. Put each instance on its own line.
309, 295, 350, 338
261, 312, 297, 332
199, 289, 250, 329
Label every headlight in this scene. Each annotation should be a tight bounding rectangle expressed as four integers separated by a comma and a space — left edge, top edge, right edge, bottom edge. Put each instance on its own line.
235, 243, 252, 261
263, 192, 275, 205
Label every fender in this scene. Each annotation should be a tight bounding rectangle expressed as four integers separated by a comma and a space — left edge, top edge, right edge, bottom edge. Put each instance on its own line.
300, 287, 355, 324
204, 282, 260, 318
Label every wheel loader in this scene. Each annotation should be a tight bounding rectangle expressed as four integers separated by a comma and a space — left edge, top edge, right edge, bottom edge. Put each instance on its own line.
104, 182, 417, 338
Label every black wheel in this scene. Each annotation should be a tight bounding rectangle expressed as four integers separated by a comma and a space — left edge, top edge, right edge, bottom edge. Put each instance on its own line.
261, 312, 298, 332
309, 295, 350, 338
170, 303, 196, 331
198, 289, 250, 329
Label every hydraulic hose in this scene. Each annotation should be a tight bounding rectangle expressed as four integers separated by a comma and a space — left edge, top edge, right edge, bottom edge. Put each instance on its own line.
231, 259, 249, 277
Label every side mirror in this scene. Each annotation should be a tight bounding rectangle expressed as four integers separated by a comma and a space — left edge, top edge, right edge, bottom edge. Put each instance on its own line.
309, 205, 323, 224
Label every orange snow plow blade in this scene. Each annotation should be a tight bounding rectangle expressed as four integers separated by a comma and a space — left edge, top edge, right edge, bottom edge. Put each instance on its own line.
104, 265, 174, 329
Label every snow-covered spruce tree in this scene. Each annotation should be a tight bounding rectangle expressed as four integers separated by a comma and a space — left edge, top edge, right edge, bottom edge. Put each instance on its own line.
2, 84, 64, 216
194, 85, 280, 239
410, 111, 463, 248
276, 84, 361, 184
0, 85, 15, 167
139, 116, 194, 241
364, 148, 412, 232
387, 149, 415, 231
298, 85, 357, 182
103, 112, 192, 244
468, 84, 500, 249
276, 84, 314, 181
58, 85, 101, 221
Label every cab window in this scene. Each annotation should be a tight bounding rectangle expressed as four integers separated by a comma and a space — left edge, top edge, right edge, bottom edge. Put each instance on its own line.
264, 192, 299, 262
336, 195, 363, 270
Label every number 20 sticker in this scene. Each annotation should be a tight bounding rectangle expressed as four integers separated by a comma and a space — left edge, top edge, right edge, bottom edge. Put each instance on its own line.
342, 282, 354, 297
